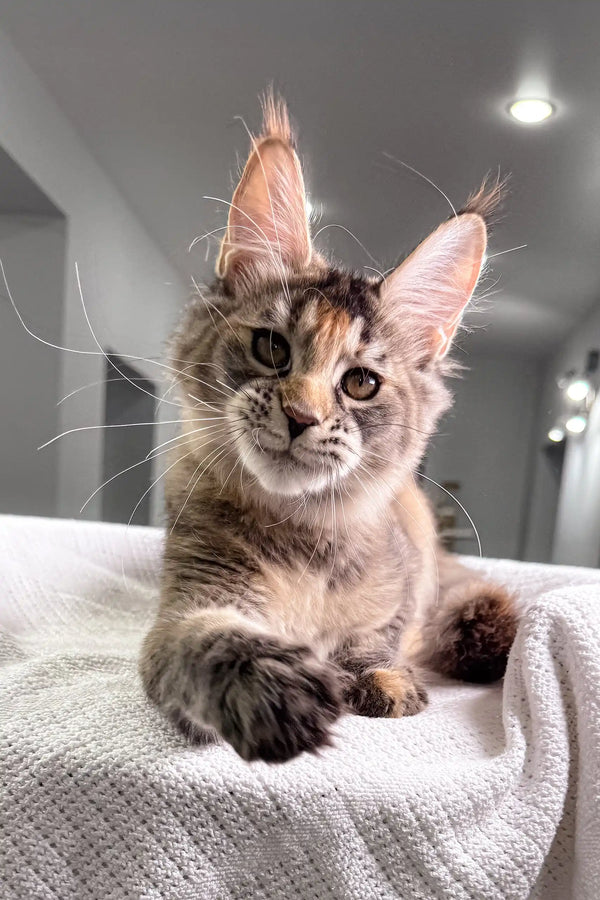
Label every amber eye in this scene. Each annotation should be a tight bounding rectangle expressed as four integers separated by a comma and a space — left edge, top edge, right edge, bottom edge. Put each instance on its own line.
341, 367, 381, 401
251, 329, 290, 370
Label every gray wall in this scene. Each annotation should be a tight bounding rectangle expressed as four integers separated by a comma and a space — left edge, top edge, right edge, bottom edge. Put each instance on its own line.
522, 359, 565, 563
546, 302, 600, 566
425, 352, 542, 560
524, 301, 600, 566
0, 26, 187, 523
0, 214, 65, 516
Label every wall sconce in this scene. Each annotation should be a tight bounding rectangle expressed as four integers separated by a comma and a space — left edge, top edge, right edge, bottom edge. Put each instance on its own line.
550, 349, 599, 441
565, 414, 588, 435
547, 425, 565, 443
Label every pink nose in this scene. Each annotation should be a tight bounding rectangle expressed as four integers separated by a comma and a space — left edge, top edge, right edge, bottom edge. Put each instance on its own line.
282, 404, 319, 440
282, 405, 319, 426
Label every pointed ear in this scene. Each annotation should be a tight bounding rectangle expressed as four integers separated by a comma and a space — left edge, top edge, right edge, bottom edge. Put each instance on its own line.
216, 96, 312, 289
380, 213, 487, 358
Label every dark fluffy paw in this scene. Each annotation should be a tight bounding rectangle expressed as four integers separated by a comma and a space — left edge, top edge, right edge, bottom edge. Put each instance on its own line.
204, 632, 342, 763
345, 668, 428, 718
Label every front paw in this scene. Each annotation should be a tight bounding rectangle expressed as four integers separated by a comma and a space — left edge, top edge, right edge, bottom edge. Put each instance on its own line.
346, 667, 428, 718
205, 632, 342, 762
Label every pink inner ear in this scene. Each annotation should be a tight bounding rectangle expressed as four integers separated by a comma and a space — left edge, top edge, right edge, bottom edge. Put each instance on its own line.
217, 138, 311, 284
380, 213, 487, 358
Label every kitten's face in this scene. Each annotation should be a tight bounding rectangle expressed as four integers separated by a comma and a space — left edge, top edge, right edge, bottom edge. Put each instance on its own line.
227, 302, 367, 496
228, 276, 414, 497
174, 270, 450, 501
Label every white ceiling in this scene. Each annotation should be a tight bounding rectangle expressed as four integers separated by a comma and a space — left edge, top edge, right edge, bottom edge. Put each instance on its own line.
1, 0, 599, 357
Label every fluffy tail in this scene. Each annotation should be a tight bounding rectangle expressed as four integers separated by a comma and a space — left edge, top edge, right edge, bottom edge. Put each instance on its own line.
419, 553, 518, 683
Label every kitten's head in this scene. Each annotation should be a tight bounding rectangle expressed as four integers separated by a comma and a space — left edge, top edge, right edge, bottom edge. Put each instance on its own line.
172, 96, 499, 505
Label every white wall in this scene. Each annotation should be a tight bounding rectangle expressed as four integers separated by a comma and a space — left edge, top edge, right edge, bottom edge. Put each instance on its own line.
425, 352, 542, 560
0, 215, 65, 516
0, 27, 187, 522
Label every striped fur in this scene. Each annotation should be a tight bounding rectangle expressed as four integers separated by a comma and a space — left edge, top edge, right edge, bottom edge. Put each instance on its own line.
139, 96, 517, 763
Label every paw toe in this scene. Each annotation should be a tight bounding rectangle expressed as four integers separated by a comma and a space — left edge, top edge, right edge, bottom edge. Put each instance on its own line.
346, 668, 428, 719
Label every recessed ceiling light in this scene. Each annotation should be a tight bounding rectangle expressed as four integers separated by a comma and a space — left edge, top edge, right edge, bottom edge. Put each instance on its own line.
548, 427, 565, 443
508, 98, 555, 123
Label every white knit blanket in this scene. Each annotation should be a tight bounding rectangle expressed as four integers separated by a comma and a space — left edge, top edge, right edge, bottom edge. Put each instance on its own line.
1, 515, 599, 900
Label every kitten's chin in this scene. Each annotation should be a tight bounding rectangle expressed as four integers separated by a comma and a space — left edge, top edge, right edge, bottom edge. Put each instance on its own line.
235, 438, 347, 498
246, 453, 334, 498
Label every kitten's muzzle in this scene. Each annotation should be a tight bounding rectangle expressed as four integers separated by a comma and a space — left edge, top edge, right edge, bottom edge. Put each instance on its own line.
282, 402, 319, 441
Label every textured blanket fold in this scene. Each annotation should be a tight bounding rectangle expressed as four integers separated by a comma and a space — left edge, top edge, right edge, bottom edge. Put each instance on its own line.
1, 514, 599, 899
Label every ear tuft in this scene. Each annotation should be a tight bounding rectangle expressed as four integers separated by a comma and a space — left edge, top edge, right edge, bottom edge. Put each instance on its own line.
216, 93, 312, 289
458, 174, 508, 229
260, 88, 294, 144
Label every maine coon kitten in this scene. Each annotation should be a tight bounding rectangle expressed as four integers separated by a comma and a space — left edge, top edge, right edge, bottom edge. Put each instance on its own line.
139, 95, 517, 763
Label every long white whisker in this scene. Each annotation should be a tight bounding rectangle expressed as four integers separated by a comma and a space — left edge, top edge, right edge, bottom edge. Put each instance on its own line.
191, 275, 246, 351
203, 193, 291, 304
56, 376, 183, 408
188, 224, 229, 253
130, 427, 245, 529
38, 419, 208, 450
189, 222, 276, 255
183, 430, 245, 492
0, 256, 235, 408
146, 419, 244, 458
155, 378, 183, 412
185, 393, 224, 414
171, 441, 234, 533
216, 426, 257, 497
75, 262, 182, 410
298, 464, 329, 584
382, 152, 458, 218
327, 479, 338, 582
181, 374, 237, 402
263, 497, 306, 528
80, 425, 233, 514
409, 471, 441, 609
418, 472, 482, 557
362, 265, 386, 280
214, 378, 254, 403
487, 243, 527, 260
312, 223, 381, 267
217, 456, 241, 496
128, 444, 204, 527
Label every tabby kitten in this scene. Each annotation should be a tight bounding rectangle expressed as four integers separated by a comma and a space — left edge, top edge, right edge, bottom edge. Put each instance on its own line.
140, 96, 517, 763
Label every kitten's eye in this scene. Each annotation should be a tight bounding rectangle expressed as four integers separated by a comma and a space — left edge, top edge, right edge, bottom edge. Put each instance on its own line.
252, 329, 290, 370
341, 367, 381, 401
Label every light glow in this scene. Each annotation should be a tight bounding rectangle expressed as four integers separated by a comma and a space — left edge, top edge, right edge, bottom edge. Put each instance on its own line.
548, 427, 565, 443
566, 379, 591, 402
566, 415, 587, 435
509, 99, 555, 123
